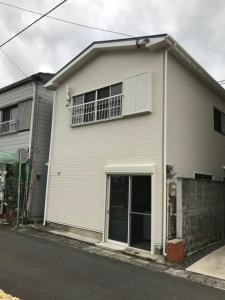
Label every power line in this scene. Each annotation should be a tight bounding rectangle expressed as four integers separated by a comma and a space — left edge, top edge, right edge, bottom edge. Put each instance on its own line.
0, 1, 133, 38
0, 48, 27, 76
0, 0, 68, 48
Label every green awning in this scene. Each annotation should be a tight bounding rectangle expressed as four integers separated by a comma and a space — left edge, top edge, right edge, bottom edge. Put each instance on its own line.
0, 151, 17, 165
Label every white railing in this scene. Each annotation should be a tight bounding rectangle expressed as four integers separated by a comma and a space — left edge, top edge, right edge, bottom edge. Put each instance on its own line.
71, 94, 123, 125
0, 119, 17, 134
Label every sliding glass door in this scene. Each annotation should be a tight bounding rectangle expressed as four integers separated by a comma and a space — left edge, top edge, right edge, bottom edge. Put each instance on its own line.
108, 176, 129, 243
107, 175, 151, 251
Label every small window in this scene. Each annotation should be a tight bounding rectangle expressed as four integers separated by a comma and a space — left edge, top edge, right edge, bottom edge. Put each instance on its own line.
214, 107, 225, 135
195, 173, 212, 180
0, 105, 18, 134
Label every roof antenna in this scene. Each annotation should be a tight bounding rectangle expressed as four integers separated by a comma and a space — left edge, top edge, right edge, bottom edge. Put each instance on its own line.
136, 38, 151, 48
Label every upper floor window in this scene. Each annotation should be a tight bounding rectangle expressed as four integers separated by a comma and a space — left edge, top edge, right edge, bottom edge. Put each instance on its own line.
0, 105, 18, 134
0, 99, 32, 135
214, 107, 225, 135
72, 83, 123, 125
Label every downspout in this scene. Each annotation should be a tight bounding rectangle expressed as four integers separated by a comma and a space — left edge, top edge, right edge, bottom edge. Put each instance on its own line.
28, 82, 37, 158
162, 49, 168, 256
43, 91, 56, 226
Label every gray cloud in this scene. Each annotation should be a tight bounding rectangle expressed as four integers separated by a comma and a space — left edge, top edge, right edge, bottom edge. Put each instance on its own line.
0, 0, 225, 88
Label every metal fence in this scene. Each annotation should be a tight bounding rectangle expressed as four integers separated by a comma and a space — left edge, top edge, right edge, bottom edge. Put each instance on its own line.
0, 120, 17, 134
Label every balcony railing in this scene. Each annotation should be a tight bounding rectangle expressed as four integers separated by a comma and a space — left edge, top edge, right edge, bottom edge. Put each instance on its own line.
0, 119, 17, 135
71, 94, 123, 125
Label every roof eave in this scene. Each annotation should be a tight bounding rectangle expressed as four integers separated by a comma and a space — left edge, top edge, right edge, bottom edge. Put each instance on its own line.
165, 36, 225, 99
44, 35, 167, 90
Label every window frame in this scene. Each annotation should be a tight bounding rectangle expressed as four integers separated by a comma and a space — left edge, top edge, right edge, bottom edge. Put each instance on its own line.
72, 82, 123, 126
214, 107, 225, 136
2, 105, 18, 123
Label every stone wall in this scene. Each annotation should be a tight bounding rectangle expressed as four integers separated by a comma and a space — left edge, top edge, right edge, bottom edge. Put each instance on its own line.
182, 178, 225, 254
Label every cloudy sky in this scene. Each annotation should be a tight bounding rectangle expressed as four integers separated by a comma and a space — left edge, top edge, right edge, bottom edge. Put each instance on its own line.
0, 0, 225, 88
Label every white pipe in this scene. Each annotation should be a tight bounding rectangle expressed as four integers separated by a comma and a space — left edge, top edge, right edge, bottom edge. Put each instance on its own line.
162, 49, 168, 256
28, 82, 37, 158
43, 91, 56, 226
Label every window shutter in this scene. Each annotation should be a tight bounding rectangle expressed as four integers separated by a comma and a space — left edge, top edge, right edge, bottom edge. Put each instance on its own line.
18, 100, 32, 131
10, 106, 18, 120
214, 107, 221, 132
123, 72, 152, 116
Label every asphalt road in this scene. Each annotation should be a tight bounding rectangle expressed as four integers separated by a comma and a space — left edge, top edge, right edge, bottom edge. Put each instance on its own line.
0, 226, 225, 300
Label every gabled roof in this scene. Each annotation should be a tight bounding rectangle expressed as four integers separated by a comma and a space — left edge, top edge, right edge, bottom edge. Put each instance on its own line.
45, 34, 225, 99
45, 34, 167, 89
0, 72, 54, 95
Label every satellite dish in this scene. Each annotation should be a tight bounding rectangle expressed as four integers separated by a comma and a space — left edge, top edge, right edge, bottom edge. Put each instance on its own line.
16, 148, 29, 164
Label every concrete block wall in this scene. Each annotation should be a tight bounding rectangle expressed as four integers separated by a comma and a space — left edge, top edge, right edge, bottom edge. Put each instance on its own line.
182, 178, 225, 254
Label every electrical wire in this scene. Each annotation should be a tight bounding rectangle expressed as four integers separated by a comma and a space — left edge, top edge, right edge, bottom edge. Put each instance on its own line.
0, 0, 68, 48
0, 1, 133, 38
0, 48, 27, 76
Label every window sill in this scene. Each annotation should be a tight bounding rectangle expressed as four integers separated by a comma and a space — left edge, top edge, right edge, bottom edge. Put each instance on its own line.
70, 110, 151, 128
71, 115, 123, 128
0, 130, 18, 137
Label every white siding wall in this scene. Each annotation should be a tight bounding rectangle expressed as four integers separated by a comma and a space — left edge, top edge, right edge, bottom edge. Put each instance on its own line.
46, 49, 165, 246
167, 54, 225, 178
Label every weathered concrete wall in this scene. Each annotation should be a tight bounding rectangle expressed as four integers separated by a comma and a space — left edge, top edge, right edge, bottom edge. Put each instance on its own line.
182, 178, 225, 254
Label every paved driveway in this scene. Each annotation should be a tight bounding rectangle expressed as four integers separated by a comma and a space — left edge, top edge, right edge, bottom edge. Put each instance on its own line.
0, 226, 225, 300
187, 246, 225, 280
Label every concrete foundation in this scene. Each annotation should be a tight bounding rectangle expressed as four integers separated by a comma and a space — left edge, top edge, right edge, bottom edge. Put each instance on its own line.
47, 222, 102, 241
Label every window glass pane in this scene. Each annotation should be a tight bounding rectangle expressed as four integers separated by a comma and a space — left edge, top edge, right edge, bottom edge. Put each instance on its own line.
84, 102, 95, 122
131, 176, 151, 213
73, 95, 83, 106
221, 113, 225, 134
84, 91, 95, 103
2, 109, 11, 122
111, 83, 122, 96
108, 175, 129, 243
97, 87, 110, 99
195, 173, 212, 180
97, 99, 109, 120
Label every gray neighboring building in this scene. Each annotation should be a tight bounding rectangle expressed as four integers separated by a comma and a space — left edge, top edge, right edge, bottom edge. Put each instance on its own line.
0, 72, 54, 220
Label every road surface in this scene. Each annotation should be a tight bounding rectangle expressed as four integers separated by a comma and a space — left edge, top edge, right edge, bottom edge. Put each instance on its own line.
0, 226, 224, 300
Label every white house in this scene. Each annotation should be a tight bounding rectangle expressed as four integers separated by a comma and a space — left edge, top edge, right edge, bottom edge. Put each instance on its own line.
44, 34, 225, 256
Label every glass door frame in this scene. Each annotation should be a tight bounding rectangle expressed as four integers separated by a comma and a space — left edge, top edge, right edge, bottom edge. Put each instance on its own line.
105, 174, 152, 252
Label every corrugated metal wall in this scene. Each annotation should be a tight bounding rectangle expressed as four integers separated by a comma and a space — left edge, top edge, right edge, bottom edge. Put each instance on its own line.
30, 84, 53, 218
